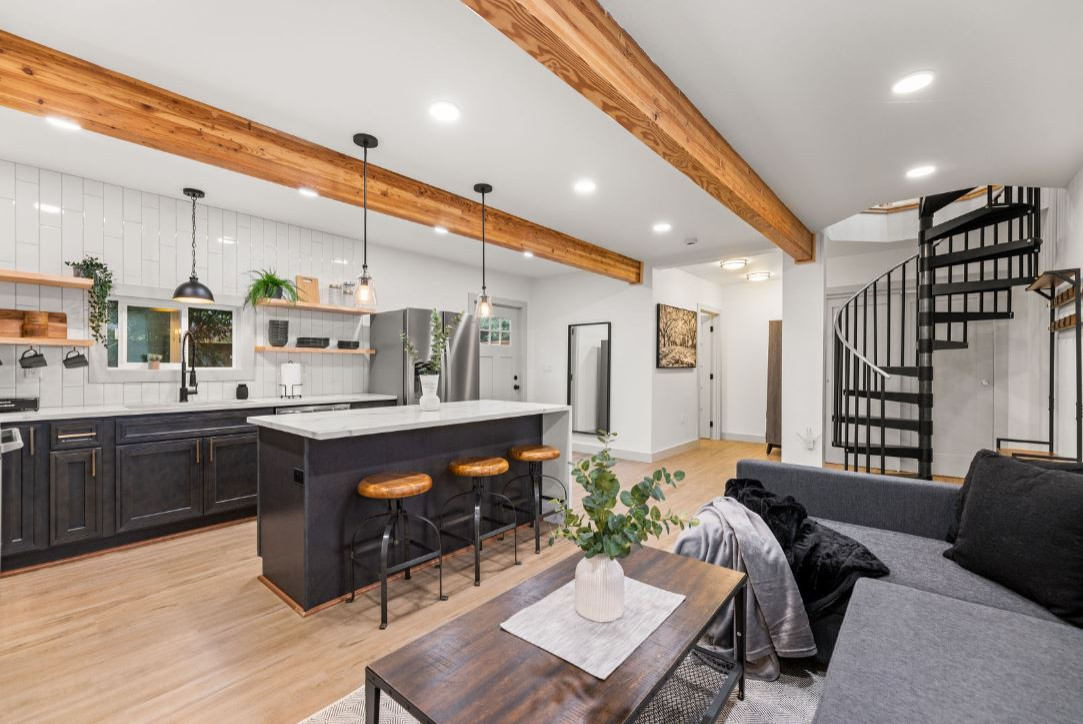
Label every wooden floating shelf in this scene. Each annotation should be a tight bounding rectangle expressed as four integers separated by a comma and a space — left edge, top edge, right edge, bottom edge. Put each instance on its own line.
256, 299, 375, 316
0, 336, 93, 347
1054, 286, 1078, 310
255, 345, 374, 356
1051, 314, 1079, 333
0, 269, 93, 290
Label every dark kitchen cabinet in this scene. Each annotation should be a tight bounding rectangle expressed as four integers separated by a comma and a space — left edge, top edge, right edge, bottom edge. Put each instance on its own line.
116, 438, 202, 533
1, 423, 47, 555
204, 433, 258, 514
49, 447, 103, 546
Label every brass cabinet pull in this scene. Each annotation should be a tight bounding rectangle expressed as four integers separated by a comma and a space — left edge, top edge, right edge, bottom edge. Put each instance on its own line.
58, 431, 97, 440
91, 448, 97, 477
209, 441, 215, 464
29, 427, 35, 455
195, 441, 201, 464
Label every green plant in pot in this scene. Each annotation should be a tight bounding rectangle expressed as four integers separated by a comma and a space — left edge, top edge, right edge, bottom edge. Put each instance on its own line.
244, 269, 298, 348
401, 309, 462, 411
550, 431, 697, 622
146, 353, 162, 370
65, 256, 113, 345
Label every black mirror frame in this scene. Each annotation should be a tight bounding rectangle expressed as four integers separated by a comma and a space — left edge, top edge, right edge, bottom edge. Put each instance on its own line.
567, 322, 612, 435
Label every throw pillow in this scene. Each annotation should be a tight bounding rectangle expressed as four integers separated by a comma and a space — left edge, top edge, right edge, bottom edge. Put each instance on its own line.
944, 453, 1083, 625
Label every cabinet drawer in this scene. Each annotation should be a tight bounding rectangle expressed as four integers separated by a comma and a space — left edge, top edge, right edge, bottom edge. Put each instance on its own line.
116, 408, 273, 445
50, 419, 106, 450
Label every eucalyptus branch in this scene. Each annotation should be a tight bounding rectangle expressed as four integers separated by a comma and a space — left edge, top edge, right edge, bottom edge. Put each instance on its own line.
402, 309, 463, 375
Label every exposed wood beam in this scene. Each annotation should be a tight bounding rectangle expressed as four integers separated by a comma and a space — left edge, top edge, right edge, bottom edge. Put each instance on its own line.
0, 30, 642, 283
462, 0, 815, 262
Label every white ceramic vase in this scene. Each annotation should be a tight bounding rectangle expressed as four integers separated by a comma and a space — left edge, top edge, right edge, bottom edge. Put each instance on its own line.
574, 555, 625, 622
418, 374, 440, 411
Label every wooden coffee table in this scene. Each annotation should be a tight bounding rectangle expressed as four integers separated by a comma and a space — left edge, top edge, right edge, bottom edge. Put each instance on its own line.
365, 546, 747, 723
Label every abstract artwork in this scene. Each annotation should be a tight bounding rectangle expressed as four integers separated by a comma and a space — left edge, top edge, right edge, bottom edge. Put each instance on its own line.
656, 304, 697, 368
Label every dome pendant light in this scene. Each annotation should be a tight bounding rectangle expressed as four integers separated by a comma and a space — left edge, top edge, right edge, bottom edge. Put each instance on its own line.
473, 183, 494, 318
353, 133, 379, 308
172, 188, 215, 303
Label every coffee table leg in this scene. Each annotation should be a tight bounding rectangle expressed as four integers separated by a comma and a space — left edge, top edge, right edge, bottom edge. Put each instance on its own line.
366, 670, 380, 724
735, 580, 746, 701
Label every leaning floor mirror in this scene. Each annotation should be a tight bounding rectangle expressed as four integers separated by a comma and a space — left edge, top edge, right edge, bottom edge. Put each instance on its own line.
567, 322, 611, 435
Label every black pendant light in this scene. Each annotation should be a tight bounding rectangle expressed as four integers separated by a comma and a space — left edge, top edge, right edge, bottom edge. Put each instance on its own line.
474, 182, 494, 318
352, 133, 378, 308
172, 188, 215, 304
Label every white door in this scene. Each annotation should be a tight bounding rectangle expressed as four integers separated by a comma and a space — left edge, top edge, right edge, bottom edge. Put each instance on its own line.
698, 312, 718, 439
479, 303, 523, 401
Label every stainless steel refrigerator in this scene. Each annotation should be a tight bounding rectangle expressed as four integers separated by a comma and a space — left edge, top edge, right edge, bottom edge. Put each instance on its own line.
369, 309, 480, 405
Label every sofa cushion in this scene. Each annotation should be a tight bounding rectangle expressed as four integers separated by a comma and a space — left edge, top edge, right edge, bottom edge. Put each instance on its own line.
820, 519, 1059, 623
945, 453, 1083, 625
813, 580, 1083, 724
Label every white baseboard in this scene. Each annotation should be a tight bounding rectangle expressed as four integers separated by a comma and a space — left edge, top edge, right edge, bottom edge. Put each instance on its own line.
571, 438, 701, 463
650, 439, 699, 462
720, 432, 767, 444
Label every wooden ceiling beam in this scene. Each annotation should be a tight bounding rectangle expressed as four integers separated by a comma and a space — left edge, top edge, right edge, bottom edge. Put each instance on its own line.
0, 30, 642, 283
462, 0, 815, 262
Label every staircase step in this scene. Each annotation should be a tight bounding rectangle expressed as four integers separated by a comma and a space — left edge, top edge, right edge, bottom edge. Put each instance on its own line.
881, 365, 921, 377
929, 311, 1014, 323
835, 415, 930, 433
843, 389, 930, 405
919, 188, 976, 217
925, 238, 1040, 269
933, 339, 969, 351
841, 444, 931, 462
931, 276, 1034, 295
925, 203, 1034, 242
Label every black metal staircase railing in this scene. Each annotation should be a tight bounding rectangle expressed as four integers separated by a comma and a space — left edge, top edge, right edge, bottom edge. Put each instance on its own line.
832, 185, 1043, 479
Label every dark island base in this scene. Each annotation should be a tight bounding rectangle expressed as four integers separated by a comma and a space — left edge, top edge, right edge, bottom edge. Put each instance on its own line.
258, 415, 545, 611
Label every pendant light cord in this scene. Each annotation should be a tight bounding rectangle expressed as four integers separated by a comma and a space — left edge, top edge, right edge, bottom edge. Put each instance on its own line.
362, 146, 368, 274
481, 190, 487, 293
190, 194, 197, 279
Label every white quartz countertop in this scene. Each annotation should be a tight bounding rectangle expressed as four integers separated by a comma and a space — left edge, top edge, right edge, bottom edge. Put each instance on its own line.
0, 393, 398, 424
247, 399, 572, 440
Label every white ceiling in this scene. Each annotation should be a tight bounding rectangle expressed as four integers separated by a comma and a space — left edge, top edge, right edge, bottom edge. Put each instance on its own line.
681, 250, 783, 288
602, 0, 1083, 230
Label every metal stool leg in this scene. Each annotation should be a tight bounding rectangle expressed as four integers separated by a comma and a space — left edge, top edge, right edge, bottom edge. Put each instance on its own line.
415, 513, 449, 602
473, 479, 483, 586
487, 490, 521, 567
378, 513, 398, 630
532, 462, 543, 553
345, 507, 393, 603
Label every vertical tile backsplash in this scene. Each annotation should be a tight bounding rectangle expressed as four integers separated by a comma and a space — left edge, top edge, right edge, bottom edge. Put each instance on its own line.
0, 159, 371, 408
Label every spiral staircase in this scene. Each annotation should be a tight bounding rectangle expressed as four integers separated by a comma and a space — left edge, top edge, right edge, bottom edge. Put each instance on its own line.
831, 185, 1042, 479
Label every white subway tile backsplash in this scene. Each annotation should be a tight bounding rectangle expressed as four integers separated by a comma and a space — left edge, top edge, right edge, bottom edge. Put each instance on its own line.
62, 208, 82, 263
0, 160, 15, 199
0, 198, 15, 265
40, 225, 62, 275
62, 174, 83, 212
83, 194, 104, 255
123, 220, 141, 283
14, 164, 38, 183
15, 179, 39, 246
39, 171, 62, 228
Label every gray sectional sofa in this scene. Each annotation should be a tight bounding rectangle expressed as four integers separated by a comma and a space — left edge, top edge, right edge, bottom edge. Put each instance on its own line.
735, 460, 1083, 723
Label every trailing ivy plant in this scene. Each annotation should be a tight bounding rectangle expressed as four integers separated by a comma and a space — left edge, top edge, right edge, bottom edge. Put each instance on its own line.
550, 431, 697, 559
243, 268, 298, 308
65, 256, 113, 345
402, 309, 463, 376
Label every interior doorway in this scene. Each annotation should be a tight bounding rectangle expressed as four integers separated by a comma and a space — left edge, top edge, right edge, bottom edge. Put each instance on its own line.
698, 307, 721, 440
478, 299, 526, 401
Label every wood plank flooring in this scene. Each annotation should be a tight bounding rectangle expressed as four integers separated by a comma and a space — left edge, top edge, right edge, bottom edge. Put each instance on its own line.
0, 440, 766, 723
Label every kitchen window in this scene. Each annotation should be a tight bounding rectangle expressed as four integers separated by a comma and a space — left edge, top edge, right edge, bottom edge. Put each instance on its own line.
107, 300, 237, 370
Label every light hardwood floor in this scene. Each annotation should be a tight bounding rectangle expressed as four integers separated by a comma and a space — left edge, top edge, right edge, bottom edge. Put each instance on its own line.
0, 440, 771, 724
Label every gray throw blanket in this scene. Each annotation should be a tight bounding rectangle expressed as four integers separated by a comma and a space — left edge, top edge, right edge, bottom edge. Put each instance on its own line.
674, 496, 816, 680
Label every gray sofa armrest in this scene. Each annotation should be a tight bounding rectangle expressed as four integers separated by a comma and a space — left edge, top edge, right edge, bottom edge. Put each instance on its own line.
734, 460, 958, 540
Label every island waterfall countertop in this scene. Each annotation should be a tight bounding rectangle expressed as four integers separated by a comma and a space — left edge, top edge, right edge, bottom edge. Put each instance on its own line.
247, 399, 572, 440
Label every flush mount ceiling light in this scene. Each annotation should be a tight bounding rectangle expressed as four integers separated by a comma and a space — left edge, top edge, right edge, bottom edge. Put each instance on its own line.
45, 116, 81, 132
172, 188, 215, 304
298, 187, 319, 198
353, 132, 379, 308
573, 178, 597, 195
434, 225, 449, 235
428, 100, 461, 123
721, 258, 748, 271
474, 182, 494, 318
892, 70, 935, 95
523, 251, 534, 258
652, 221, 672, 233
746, 271, 772, 282
905, 164, 936, 179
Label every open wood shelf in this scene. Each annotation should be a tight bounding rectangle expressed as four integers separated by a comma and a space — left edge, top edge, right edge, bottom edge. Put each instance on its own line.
256, 298, 375, 316
0, 269, 93, 290
0, 336, 93, 347
255, 345, 374, 356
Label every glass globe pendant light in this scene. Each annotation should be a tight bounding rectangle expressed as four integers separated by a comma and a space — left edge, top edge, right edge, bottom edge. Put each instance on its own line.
474, 182, 494, 318
353, 133, 378, 307
172, 188, 215, 303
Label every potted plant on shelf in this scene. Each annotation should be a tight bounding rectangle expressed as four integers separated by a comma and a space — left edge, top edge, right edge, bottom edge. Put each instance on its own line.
65, 256, 113, 345
146, 353, 162, 370
550, 432, 697, 622
402, 309, 462, 411
244, 269, 299, 347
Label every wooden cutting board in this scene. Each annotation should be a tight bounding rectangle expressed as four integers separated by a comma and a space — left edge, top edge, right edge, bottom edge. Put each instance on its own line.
0, 309, 22, 337
47, 312, 68, 339
295, 276, 319, 304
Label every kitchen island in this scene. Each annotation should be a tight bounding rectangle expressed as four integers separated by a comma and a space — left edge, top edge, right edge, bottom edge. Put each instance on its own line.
248, 400, 572, 612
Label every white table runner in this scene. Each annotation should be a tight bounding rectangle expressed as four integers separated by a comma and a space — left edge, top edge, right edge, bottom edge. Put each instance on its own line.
500, 577, 686, 679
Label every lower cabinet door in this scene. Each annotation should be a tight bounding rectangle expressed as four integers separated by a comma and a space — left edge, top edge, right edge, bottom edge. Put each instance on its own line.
204, 433, 258, 514
116, 439, 202, 533
2, 423, 47, 555
49, 447, 103, 546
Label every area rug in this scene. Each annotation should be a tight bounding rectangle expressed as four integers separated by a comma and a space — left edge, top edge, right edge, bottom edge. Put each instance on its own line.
300, 659, 824, 724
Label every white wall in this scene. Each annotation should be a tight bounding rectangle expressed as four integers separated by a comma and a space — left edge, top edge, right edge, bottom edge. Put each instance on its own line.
0, 159, 531, 407
716, 278, 782, 441
782, 235, 826, 466
1053, 166, 1083, 458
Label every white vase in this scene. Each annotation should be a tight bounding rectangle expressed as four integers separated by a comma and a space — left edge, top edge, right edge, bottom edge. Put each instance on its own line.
574, 555, 625, 622
418, 374, 440, 411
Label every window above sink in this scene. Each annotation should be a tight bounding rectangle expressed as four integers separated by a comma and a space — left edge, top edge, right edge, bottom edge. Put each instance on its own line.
107, 300, 236, 370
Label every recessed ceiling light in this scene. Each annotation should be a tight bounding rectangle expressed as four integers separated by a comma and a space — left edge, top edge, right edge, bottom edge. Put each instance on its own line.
721, 258, 748, 271
892, 71, 935, 95
45, 116, 81, 132
573, 178, 597, 195
905, 165, 936, 179
34, 202, 61, 214
652, 222, 672, 233
746, 271, 772, 282
217, 236, 235, 245
434, 225, 449, 235
428, 100, 461, 123
298, 187, 319, 198
523, 251, 534, 258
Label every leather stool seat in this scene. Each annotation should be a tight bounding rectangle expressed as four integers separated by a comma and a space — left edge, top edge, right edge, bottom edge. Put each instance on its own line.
448, 456, 509, 477
358, 472, 432, 499
509, 444, 561, 463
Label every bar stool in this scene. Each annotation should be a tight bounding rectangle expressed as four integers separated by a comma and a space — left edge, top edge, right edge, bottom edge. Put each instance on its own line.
504, 445, 568, 553
345, 471, 447, 629
440, 456, 520, 586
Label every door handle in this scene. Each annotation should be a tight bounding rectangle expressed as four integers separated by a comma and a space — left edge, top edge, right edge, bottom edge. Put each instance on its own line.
209, 441, 215, 464
195, 441, 201, 464
30, 427, 35, 455
91, 448, 96, 477
58, 431, 97, 441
